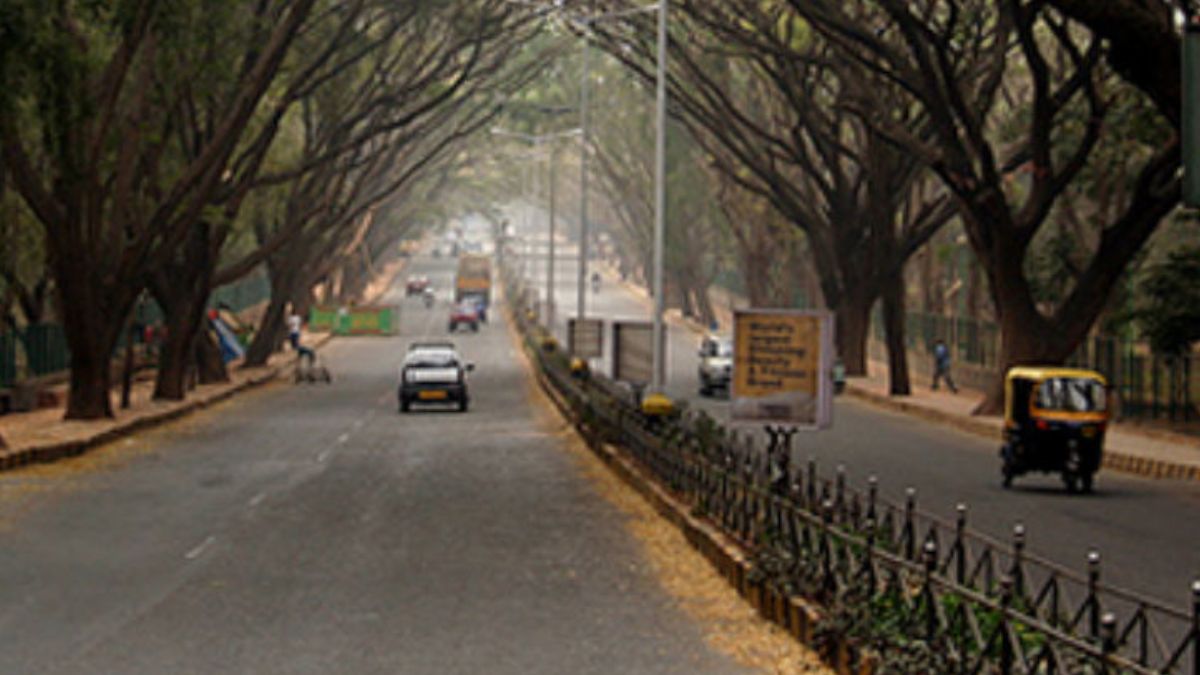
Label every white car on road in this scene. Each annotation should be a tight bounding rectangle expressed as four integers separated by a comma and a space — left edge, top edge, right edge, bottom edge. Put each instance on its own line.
697, 334, 733, 397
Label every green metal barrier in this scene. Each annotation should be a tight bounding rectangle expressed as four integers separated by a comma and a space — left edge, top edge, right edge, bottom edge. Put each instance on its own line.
308, 305, 400, 336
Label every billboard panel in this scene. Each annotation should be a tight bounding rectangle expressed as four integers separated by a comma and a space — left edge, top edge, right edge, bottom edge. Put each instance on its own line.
612, 321, 665, 385
731, 309, 834, 428
568, 318, 604, 359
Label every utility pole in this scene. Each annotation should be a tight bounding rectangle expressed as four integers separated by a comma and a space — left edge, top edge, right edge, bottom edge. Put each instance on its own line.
650, 0, 668, 394
547, 142, 557, 333
577, 30, 592, 321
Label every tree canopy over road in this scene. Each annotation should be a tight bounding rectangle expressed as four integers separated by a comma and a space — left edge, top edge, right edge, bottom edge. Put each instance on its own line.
1, 0, 1195, 419
1, 0, 545, 418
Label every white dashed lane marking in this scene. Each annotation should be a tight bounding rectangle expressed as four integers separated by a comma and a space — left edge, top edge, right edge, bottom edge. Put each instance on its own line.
184, 536, 216, 560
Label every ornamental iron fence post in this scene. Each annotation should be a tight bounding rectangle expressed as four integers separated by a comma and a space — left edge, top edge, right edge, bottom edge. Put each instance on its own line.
953, 503, 967, 584
1088, 550, 1102, 641
923, 539, 938, 640
1010, 524, 1026, 600
866, 475, 878, 524
1193, 580, 1199, 675
903, 487, 917, 561
1101, 611, 1118, 674
999, 576, 1015, 675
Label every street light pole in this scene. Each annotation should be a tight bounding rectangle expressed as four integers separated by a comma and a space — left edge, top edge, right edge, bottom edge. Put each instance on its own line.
547, 142, 558, 333
490, 121, 583, 336
576, 30, 592, 322
650, 0, 667, 393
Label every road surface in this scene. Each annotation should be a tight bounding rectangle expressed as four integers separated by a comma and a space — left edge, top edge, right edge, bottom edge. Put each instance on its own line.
0, 253, 757, 675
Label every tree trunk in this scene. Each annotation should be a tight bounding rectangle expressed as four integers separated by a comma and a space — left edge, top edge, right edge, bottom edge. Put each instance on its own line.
244, 293, 289, 367
920, 247, 940, 314
55, 274, 131, 420
195, 328, 228, 384
835, 293, 873, 376
120, 322, 135, 409
741, 249, 773, 306
244, 262, 300, 367
151, 291, 207, 401
148, 220, 221, 400
339, 259, 369, 304
65, 351, 114, 419
966, 257, 982, 320
882, 270, 911, 395
692, 286, 716, 329
975, 252, 1064, 413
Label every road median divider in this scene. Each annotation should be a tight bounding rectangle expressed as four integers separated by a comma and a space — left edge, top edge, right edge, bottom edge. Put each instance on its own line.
502, 266, 1200, 675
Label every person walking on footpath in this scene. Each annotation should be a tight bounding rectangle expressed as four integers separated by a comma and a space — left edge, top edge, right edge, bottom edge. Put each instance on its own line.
287, 309, 315, 364
931, 338, 958, 393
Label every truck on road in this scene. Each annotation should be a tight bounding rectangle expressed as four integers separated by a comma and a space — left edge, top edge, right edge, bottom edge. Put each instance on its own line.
454, 254, 492, 311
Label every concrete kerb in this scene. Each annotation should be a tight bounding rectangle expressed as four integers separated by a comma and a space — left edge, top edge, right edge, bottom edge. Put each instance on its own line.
0, 253, 409, 474
0, 332, 336, 473
844, 382, 1002, 440
845, 381, 1200, 484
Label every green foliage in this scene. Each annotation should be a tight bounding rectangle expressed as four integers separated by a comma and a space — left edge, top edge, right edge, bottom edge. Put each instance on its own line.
1134, 245, 1200, 355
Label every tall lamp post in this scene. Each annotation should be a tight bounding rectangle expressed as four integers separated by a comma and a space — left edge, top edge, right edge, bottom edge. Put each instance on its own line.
649, 0, 667, 396
577, 31, 592, 322
566, 1, 667, 396
491, 126, 582, 334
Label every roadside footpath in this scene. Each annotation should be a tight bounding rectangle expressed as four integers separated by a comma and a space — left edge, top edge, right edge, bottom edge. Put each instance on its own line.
599, 262, 1200, 483
0, 257, 407, 472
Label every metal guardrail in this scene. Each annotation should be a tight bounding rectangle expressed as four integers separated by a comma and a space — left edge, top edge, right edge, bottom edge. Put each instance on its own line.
510, 284, 1200, 673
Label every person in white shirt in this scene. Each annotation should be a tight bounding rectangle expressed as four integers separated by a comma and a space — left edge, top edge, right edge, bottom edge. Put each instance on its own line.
286, 309, 314, 363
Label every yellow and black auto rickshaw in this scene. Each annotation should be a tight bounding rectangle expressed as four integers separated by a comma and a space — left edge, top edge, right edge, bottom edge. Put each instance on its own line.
1000, 367, 1109, 493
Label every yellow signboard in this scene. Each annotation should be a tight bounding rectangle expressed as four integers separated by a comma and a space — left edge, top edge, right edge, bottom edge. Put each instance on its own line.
732, 310, 834, 428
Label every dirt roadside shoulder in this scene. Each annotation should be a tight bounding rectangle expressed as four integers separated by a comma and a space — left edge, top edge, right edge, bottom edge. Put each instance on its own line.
0, 256, 409, 472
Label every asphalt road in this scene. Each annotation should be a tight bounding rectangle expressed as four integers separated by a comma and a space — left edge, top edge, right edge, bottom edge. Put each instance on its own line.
0, 253, 753, 674
515, 232, 1200, 614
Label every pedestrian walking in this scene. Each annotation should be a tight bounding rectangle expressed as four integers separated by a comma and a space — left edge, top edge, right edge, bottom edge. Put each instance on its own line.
931, 338, 958, 393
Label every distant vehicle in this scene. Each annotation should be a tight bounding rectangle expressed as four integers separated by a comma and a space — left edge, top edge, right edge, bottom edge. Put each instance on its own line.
398, 344, 473, 412
422, 287, 435, 308
405, 275, 430, 296
448, 301, 480, 333
697, 334, 733, 397
454, 254, 491, 316
469, 295, 487, 323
